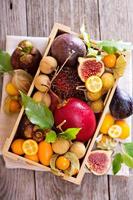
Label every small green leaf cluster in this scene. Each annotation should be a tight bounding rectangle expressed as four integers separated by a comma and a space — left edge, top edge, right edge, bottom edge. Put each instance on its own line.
113, 143, 133, 174
0, 50, 12, 73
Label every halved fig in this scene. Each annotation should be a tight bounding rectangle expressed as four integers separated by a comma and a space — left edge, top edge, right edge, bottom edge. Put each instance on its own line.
78, 57, 104, 82
86, 150, 112, 175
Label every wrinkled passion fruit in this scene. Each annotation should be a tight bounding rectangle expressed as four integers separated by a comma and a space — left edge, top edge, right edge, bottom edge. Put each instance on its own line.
11, 40, 42, 75
87, 150, 111, 175
50, 33, 87, 67
54, 98, 96, 142
78, 57, 104, 82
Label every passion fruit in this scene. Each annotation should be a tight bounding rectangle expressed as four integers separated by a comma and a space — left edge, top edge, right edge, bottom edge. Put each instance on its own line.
87, 150, 112, 175
78, 57, 104, 82
50, 33, 87, 67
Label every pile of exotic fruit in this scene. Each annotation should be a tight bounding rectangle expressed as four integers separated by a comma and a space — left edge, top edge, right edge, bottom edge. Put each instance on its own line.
1, 24, 133, 178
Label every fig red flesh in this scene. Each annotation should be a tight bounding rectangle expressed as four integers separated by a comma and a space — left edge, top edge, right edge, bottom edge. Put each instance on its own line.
87, 150, 111, 175
54, 98, 96, 142
78, 58, 104, 82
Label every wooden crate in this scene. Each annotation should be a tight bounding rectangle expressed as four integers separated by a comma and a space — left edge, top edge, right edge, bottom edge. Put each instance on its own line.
2, 23, 127, 185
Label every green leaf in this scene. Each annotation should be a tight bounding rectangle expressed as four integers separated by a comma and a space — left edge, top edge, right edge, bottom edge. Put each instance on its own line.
102, 46, 117, 54
60, 128, 81, 140
112, 153, 123, 175
20, 92, 54, 129
45, 130, 57, 143
96, 55, 102, 62
87, 48, 98, 57
123, 143, 133, 158
0, 50, 12, 73
122, 153, 133, 168
98, 40, 133, 54
80, 24, 91, 48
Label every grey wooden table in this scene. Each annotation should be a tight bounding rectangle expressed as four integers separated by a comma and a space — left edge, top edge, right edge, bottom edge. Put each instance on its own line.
0, 0, 133, 200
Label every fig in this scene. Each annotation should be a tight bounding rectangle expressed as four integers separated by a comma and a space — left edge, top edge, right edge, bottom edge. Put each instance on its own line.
87, 150, 111, 175
110, 87, 133, 119
12, 69, 33, 93
78, 57, 104, 82
11, 40, 42, 75
50, 33, 86, 67
51, 65, 84, 100
54, 98, 96, 142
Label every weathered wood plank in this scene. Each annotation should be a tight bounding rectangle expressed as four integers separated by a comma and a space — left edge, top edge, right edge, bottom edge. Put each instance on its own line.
26, 0, 54, 36
109, 176, 133, 200
99, 0, 133, 41
26, 0, 109, 199
0, 1, 35, 200
99, 0, 133, 199
35, 172, 109, 200
0, 157, 35, 200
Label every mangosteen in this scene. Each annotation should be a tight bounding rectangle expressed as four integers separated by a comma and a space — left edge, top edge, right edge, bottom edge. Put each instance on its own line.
11, 40, 42, 75
50, 33, 87, 67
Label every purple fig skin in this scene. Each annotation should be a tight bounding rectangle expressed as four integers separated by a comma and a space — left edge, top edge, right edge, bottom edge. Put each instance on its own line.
110, 87, 133, 119
50, 33, 87, 67
11, 40, 42, 75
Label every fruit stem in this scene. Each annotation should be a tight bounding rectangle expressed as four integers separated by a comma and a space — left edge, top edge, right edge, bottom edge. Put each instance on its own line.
56, 120, 66, 132
50, 52, 75, 84
76, 85, 86, 92
90, 40, 103, 52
